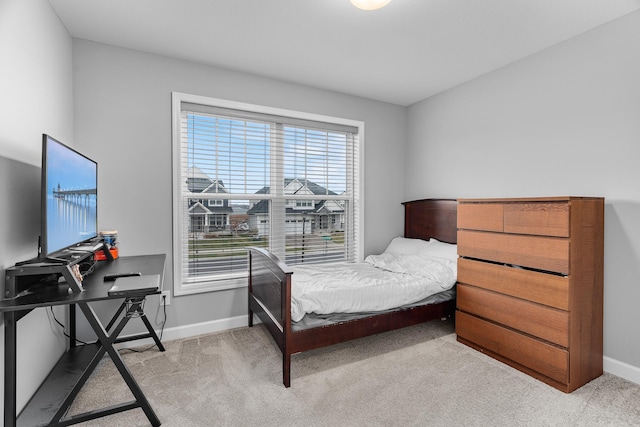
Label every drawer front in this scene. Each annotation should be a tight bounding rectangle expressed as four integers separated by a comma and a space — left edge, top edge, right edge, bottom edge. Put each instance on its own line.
503, 203, 570, 237
458, 230, 569, 274
457, 284, 569, 347
456, 311, 568, 384
458, 203, 504, 232
457, 258, 569, 310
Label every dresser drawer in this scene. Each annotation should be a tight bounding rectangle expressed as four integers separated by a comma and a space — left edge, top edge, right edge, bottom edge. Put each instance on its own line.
456, 311, 569, 384
504, 202, 569, 237
458, 230, 569, 274
458, 203, 503, 232
457, 284, 569, 347
457, 258, 569, 310
458, 202, 570, 237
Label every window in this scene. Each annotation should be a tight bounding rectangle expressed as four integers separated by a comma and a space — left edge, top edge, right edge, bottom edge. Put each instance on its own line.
172, 93, 363, 294
295, 200, 313, 208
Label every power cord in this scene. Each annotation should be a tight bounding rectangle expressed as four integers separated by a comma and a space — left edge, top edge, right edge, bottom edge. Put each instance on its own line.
49, 306, 89, 346
49, 294, 168, 353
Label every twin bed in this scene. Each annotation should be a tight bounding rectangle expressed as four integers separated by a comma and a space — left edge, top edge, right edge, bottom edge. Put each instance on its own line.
247, 199, 458, 387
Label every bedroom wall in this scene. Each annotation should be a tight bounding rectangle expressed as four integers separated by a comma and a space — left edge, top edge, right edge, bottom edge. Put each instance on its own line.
405, 10, 640, 383
0, 0, 74, 413
71, 39, 407, 339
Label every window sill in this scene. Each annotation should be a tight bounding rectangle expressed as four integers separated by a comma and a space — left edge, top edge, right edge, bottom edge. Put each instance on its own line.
174, 276, 247, 296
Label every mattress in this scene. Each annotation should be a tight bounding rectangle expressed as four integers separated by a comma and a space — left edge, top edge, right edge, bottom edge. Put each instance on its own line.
289, 250, 457, 323
292, 287, 456, 331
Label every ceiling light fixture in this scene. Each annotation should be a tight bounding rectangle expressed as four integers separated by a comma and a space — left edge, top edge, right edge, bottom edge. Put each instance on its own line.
350, 0, 392, 11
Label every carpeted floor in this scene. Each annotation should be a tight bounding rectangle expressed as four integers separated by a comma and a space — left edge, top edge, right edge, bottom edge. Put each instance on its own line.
68, 318, 640, 426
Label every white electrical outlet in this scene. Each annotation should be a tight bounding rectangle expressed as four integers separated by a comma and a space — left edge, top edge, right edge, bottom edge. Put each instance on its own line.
161, 290, 171, 306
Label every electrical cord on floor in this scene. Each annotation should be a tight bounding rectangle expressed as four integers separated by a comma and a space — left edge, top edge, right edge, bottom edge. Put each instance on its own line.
49, 306, 90, 346
119, 294, 168, 354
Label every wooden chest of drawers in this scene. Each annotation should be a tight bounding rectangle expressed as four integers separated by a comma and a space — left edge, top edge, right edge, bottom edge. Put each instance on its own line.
455, 197, 604, 392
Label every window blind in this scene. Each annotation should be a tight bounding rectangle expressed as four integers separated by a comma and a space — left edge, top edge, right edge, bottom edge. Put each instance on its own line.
173, 95, 362, 293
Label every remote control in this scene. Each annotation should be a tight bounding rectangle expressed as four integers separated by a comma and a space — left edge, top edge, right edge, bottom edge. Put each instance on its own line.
103, 272, 142, 281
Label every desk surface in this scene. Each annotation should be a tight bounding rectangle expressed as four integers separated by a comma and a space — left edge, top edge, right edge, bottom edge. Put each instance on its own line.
0, 254, 166, 312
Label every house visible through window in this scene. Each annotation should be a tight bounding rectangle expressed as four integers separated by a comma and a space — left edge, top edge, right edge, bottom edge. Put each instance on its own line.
172, 93, 363, 294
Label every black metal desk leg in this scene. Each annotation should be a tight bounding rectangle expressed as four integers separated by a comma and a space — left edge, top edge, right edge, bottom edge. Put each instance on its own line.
69, 303, 76, 348
108, 298, 165, 351
76, 302, 161, 427
105, 300, 127, 332
137, 305, 165, 352
4, 311, 17, 427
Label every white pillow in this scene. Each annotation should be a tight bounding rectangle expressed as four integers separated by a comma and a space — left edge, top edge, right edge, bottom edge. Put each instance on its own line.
383, 237, 431, 255
418, 238, 458, 261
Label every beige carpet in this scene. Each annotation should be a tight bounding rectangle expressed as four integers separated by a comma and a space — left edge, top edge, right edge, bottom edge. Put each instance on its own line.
68, 318, 640, 426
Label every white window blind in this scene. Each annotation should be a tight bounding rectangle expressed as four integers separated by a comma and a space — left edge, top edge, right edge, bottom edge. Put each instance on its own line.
172, 93, 363, 294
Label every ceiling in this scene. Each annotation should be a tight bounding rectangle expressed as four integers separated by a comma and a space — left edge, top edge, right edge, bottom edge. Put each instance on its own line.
48, 0, 640, 106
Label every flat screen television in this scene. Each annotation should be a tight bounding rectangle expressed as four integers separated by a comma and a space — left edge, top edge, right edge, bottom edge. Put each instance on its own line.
40, 134, 98, 258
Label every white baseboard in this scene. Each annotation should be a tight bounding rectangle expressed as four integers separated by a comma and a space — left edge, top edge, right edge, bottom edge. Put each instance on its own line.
118, 319, 640, 388
604, 356, 640, 386
116, 315, 252, 349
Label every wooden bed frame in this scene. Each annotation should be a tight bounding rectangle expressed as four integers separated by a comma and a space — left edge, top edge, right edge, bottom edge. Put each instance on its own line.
247, 199, 458, 387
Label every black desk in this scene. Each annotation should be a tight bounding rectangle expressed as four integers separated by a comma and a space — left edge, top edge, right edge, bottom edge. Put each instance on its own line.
2, 254, 166, 427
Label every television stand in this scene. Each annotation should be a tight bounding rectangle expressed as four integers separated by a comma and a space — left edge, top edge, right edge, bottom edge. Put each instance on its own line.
14, 258, 65, 267
15, 243, 114, 267
68, 237, 105, 253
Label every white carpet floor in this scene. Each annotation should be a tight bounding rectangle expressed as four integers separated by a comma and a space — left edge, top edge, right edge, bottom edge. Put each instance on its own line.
68, 318, 640, 426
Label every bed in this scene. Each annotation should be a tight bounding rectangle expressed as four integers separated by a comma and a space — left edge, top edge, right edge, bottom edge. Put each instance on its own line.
247, 198, 458, 387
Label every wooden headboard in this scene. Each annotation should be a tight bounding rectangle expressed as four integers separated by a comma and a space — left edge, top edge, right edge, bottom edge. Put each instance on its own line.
403, 199, 458, 244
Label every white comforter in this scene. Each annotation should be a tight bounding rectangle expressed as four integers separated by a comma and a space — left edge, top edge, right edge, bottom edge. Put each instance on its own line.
290, 253, 457, 322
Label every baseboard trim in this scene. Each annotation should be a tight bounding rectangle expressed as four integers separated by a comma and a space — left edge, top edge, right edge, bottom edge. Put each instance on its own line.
116, 315, 251, 349
118, 318, 640, 388
604, 356, 640, 386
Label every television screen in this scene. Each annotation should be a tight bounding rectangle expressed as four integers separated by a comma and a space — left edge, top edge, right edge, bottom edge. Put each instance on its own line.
41, 134, 98, 256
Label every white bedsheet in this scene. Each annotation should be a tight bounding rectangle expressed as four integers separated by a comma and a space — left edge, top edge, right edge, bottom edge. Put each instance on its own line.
290, 253, 457, 322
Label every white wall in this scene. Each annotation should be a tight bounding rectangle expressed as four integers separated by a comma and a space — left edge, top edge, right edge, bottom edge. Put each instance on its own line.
0, 0, 74, 165
406, 11, 640, 382
0, 0, 73, 414
10, 0, 637, 411
71, 40, 407, 338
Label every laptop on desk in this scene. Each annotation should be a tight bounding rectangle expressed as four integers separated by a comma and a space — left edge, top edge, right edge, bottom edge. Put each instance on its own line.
108, 274, 160, 297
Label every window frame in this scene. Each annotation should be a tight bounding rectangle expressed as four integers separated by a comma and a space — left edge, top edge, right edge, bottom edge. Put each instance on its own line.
171, 92, 365, 295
